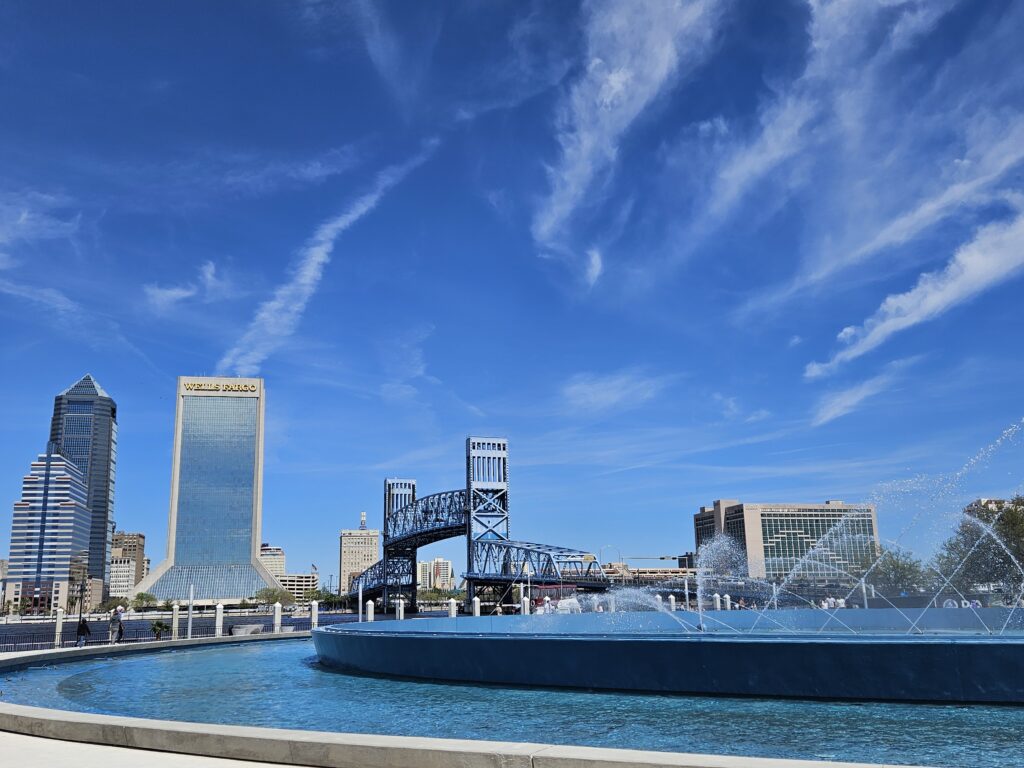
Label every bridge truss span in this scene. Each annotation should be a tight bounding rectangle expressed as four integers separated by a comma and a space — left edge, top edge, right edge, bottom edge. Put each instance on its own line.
386, 489, 468, 549
466, 540, 609, 589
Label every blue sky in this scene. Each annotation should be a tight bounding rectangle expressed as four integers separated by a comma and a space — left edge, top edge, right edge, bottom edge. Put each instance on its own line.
2, 1, 1023, 583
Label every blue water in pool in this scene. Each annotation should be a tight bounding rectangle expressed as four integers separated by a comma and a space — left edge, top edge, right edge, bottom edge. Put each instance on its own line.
2, 639, 1021, 767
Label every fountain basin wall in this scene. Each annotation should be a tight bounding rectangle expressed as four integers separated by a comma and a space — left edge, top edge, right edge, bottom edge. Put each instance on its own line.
312, 609, 1024, 704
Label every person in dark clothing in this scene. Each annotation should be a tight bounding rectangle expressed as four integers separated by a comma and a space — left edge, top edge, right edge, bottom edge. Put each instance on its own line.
76, 618, 91, 647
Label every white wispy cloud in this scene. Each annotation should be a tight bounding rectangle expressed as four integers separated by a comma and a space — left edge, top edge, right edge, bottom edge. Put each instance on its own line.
562, 369, 674, 413
353, 0, 442, 114
584, 248, 603, 287
810, 358, 917, 427
0, 191, 80, 246
143, 260, 236, 314
0, 276, 153, 365
378, 324, 435, 403
143, 283, 198, 313
216, 142, 437, 377
221, 146, 360, 195
806, 212, 1024, 378
532, 0, 722, 271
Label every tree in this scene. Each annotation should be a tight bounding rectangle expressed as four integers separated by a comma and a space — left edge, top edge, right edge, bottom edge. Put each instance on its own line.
161, 599, 175, 611
932, 497, 1024, 595
97, 597, 125, 613
253, 587, 295, 606
131, 592, 157, 610
867, 546, 929, 595
151, 620, 171, 640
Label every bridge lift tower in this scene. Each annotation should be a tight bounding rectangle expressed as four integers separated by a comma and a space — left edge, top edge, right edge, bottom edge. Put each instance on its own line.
382, 478, 416, 610
465, 437, 510, 606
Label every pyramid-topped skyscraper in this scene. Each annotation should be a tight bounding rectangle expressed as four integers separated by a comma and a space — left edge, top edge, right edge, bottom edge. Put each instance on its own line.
50, 374, 118, 591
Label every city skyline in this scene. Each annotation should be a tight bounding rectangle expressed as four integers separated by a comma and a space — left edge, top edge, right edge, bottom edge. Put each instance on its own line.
1, 3, 1023, 582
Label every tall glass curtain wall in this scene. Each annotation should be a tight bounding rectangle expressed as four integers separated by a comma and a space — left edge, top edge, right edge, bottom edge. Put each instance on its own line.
175, 396, 257, 565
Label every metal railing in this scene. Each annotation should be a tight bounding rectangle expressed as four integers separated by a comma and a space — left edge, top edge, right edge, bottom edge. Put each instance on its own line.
0, 617, 325, 654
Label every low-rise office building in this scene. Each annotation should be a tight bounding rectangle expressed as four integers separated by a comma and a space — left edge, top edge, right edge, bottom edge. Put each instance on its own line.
279, 572, 319, 603
694, 499, 879, 581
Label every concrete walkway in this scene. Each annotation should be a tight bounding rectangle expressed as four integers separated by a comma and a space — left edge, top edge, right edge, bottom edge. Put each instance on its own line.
0, 731, 317, 767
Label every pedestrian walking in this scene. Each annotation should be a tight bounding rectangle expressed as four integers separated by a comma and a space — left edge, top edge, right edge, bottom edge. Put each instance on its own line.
76, 617, 91, 647
109, 607, 124, 644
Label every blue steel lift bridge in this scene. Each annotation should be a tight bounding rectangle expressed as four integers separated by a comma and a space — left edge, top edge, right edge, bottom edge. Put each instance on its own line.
350, 437, 609, 611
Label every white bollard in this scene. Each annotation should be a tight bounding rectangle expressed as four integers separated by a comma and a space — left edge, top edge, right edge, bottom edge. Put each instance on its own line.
521, 596, 530, 615
543, 596, 551, 614
273, 602, 282, 634
215, 603, 223, 638
366, 601, 375, 622
669, 595, 676, 612
397, 598, 405, 620
713, 593, 722, 611
54, 608, 64, 648
724, 594, 732, 610
655, 594, 663, 610
171, 602, 180, 640
310, 600, 319, 629
472, 596, 481, 617
448, 598, 457, 618
609, 595, 616, 613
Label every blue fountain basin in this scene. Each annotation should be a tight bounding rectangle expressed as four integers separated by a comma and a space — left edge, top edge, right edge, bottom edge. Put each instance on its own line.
313, 609, 1024, 703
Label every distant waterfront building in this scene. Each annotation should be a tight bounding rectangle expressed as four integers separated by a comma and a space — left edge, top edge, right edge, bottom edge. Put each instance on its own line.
4, 445, 93, 613
340, 511, 380, 592
50, 374, 118, 590
278, 572, 319, 603
0, 558, 8, 604
259, 544, 287, 577
136, 377, 281, 604
108, 556, 138, 599
601, 562, 696, 585
694, 499, 880, 581
112, 531, 146, 587
417, 561, 432, 589
427, 557, 455, 591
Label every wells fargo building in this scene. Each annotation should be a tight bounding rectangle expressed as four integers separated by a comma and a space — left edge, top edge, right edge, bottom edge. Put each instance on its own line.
138, 377, 281, 604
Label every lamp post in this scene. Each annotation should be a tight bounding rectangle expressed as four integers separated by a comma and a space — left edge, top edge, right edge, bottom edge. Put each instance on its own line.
77, 579, 86, 624
599, 545, 625, 585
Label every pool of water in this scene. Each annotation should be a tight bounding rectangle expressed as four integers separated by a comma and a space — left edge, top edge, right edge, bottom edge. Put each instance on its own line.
2, 639, 1021, 767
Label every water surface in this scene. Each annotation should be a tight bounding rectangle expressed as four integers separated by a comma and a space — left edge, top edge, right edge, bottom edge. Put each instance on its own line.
2, 639, 1020, 767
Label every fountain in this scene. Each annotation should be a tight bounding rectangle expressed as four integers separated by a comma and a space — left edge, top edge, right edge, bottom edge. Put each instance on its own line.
314, 420, 1024, 703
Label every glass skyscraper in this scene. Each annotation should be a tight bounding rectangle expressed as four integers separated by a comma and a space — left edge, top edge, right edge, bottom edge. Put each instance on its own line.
3, 444, 92, 613
138, 377, 280, 603
49, 374, 117, 587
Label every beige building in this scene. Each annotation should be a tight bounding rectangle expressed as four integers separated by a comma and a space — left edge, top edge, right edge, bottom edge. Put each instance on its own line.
259, 544, 286, 577
112, 531, 146, 587
694, 499, 879, 581
278, 572, 319, 603
340, 512, 380, 592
